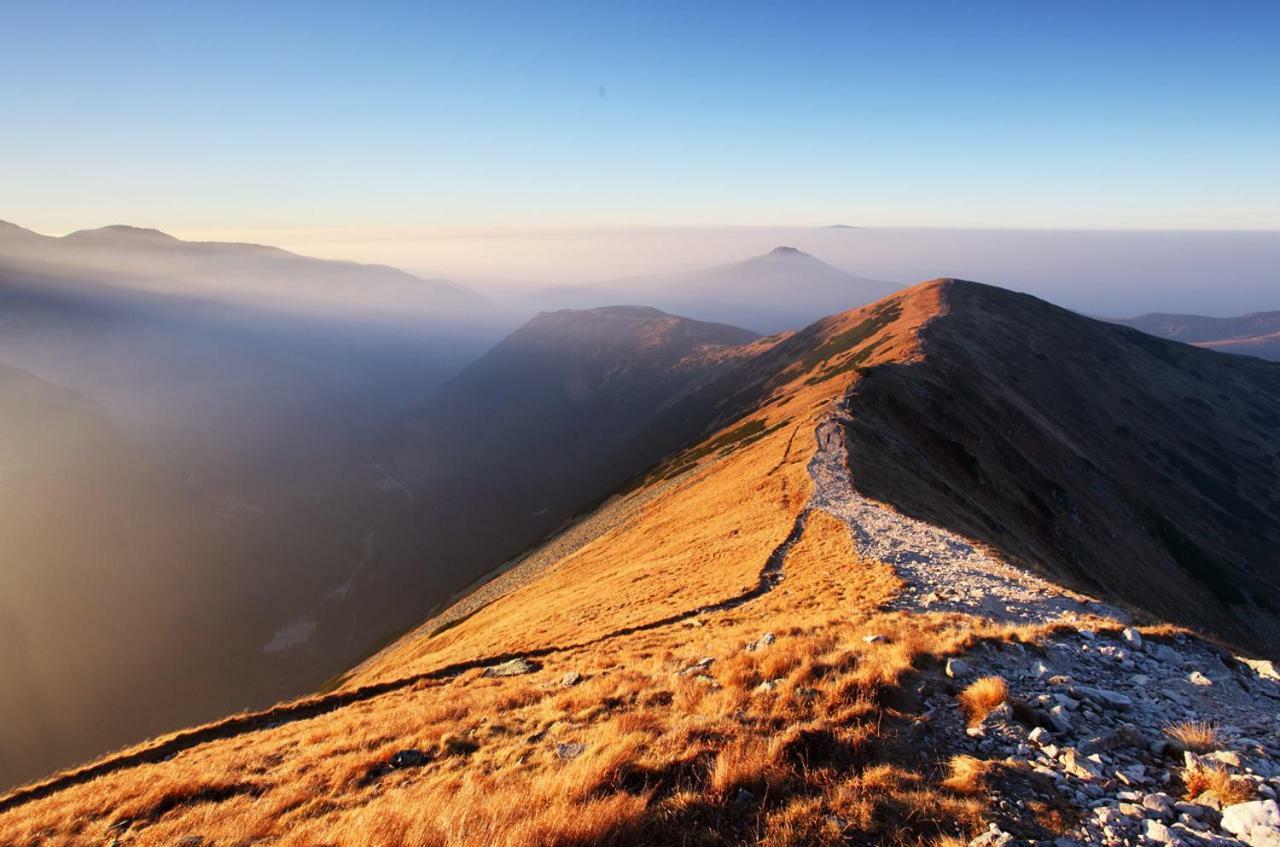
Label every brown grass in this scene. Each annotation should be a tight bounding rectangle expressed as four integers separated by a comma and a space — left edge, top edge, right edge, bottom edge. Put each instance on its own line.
1183, 765, 1255, 805
0, 284, 1090, 847
1165, 721, 1221, 754
941, 755, 995, 794
957, 676, 1008, 726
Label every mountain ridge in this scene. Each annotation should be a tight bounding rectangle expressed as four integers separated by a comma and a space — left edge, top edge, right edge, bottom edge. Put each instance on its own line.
4, 280, 1279, 847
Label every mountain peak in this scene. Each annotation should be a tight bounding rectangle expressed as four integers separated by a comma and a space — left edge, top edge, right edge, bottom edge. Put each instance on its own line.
766, 245, 805, 257
63, 225, 178, 244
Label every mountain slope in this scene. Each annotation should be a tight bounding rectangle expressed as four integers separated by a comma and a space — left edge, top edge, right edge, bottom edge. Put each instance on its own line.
536, 247, 899, 333
1114, 310, 1280, 361
4, 282, 1279, 847
373, 306, 772, 626
840, 281, 1280, 652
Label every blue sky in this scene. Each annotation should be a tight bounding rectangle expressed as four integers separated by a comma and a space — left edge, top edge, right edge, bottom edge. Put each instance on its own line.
2, 1, 1278, 233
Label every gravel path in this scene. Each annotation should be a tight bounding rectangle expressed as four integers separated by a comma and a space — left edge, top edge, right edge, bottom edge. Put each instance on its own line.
809, 408, 1125, 626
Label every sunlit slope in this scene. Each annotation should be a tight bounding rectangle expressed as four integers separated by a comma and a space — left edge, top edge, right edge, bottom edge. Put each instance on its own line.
349, 286, 942, 686
0, 285, 947, 846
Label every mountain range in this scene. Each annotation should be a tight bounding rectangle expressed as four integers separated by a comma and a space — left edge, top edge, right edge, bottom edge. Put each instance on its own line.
0, 220, 487, 324
4, 278, 1277, 846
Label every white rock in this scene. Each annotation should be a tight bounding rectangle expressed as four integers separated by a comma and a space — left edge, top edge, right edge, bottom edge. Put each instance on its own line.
1122, 627, 1143, 648
1221, 799, 1280, 841
1142, 818, 1175, 844
946, 657, 971, 678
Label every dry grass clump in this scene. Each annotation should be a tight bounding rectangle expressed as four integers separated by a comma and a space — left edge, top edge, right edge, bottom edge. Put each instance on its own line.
941, 755, 996, 794
1183, 766, 1255, 805
957, 676, 1008, 726
1164, 721, 1221, 754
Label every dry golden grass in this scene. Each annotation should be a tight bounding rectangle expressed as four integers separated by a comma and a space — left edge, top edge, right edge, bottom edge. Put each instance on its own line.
1183, 765, 1255, 805
0, 283, 1083, 847
942, 755, 996, 794
957, 676, 1008, 727
1164, 721, 1221, 754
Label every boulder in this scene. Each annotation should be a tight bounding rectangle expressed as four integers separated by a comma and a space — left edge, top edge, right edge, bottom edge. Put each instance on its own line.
946, 657, 972, 678
1122, 627, 1143, 649
1222, 799, 1280, 845
484, 657, 540, 677
555, 742, 586, 760
560, 671, 583, 687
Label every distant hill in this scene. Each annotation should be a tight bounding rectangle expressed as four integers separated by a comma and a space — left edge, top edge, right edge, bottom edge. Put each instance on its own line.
0, 220, 488, 324
534, 246, 899, 333
1113, 310, 1280, 361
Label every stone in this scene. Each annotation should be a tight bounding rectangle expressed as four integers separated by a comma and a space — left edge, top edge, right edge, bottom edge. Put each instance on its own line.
1142, 819, 1175, 844
555, 742, 586, 760
1142, 792, 1176, 820
863, 634, 887, 643
970, 824, 1014, 846
1221, 799, 1280, 843
1048, 705, 1073, 733
389, 749, 430, 769
1079, 725, 1145, 755
745, 632, 776, 652
1188, 671, 1214, 687
1029, 726, 1050, 745
1122, 627, 1144, 649
1240, 657, 1280, 682
1062, 748, 1102, 780
1072, 686, 1133, 710
484, 657, 540, 677
560, 671, 583, 687
1202, 750, 1243, 770
946, 657, 972, 678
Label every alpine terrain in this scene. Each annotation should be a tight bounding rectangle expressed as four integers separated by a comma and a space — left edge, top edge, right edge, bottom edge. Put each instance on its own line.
3, 280, 1279, 847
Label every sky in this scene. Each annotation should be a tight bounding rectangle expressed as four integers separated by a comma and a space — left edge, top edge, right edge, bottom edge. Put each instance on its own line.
2, 1, 1278, 238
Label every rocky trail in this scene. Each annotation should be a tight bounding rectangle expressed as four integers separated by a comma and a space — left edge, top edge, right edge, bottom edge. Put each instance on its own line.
804, 400, 1280, 846
810, 408, 1124, 627
6, 404, 1279, 847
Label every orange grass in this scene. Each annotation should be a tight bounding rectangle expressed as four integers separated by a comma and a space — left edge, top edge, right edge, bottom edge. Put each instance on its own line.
957, 676, 1009, 727
0, 285, 1083, 847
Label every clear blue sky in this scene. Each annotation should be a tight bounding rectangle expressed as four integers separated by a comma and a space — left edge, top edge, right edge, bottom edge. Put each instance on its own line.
2, 1, 1278, 233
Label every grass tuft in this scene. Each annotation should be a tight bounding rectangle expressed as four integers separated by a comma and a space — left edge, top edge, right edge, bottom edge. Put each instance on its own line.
956, 676, 1008, 727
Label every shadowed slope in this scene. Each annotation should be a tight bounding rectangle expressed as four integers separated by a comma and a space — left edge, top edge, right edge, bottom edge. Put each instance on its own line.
841, 280, 1280, 652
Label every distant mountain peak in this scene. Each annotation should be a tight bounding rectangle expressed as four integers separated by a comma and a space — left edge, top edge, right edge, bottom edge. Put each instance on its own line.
766, 246, 805, 257
64, 225, 178, 243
